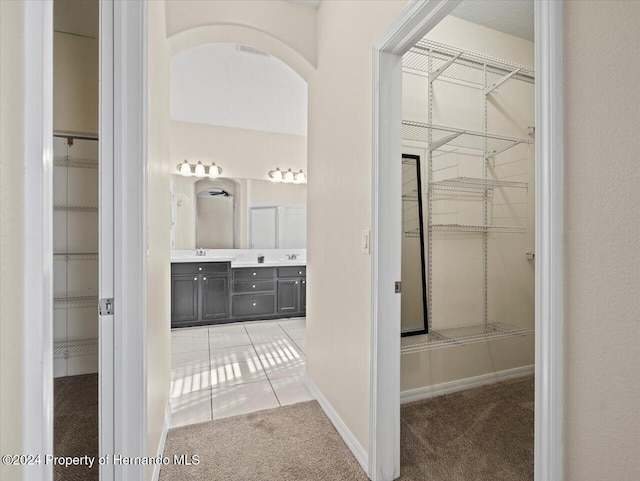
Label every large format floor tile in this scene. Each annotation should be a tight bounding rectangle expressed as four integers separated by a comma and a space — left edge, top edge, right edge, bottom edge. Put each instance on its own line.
209, 344, 261, 367
208, 325, 252, 348
210, 381, 279, 420
210, 359, 267, 389
277, 318, 306, 330
283, 326, 306, 340
170, 350, 211, 397
170, 389, 212, 428
171, 327, 209, 354
270, 375, 313, 406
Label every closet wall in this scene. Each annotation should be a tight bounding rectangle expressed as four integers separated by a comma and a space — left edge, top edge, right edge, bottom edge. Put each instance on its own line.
401, 16, 535, 391
52, 31, 99, 377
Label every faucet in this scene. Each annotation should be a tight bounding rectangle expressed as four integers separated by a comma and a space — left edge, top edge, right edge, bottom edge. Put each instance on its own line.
286, 253, 298, 260
196, 248, 206, 257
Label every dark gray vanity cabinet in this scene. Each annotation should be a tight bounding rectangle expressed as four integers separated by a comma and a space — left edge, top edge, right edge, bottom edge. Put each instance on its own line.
171, 262, 230, 327
172, 262, 306, 328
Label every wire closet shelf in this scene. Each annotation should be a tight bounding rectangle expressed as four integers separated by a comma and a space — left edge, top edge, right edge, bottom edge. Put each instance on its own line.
400, 39, 535, 351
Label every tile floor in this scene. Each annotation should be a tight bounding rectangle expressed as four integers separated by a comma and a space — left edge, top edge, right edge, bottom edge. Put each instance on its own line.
170, 317, 312, 428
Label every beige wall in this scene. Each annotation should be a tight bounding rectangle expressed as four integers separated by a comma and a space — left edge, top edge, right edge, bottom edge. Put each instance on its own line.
306, 0, 407, 453
53, 32, 98, 135
563, 1, 640, 480
170, 121, 307, 181
146, 2, 172, 479
0, 2, 25, 480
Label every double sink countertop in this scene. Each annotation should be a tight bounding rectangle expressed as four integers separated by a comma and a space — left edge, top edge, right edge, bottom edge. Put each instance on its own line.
171, 255, 306, 269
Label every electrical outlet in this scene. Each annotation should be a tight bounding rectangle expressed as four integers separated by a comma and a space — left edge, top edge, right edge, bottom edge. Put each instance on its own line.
361, 230, 370, 255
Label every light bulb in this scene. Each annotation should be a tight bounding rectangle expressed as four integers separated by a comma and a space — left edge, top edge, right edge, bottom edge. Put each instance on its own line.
194, 161, 206, 177
209, 163, 221, 178
270, 168, 283, 182
283, 168, 294, 183
179, 160, 191, 176
294, 170, 306, 184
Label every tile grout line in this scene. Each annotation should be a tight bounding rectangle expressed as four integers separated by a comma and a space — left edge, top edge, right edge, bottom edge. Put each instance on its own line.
244, 322, 283, 407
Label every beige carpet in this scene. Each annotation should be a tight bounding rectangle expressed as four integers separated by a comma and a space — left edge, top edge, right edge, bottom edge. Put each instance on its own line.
54, 374, 99, 481
160, 375, 533, 481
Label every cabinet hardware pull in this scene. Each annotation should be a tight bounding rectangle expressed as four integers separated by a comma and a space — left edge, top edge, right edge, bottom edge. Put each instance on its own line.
252, 302, 256, 306
252, 284, 256, 288
302, 281, 305, 284
252, 272, 256, 276
298, 271, 302, 274
199, 267, 202, 271
295, 281, 298, 284
203, 277, 207, 280
193, 277, 197, 280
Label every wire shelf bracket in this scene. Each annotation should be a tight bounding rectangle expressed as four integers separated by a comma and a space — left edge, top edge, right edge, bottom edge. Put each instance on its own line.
429, 51, 462, 83
484, 68, 522, 95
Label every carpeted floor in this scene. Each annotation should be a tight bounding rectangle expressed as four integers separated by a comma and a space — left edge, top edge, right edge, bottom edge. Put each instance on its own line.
54, 374, 99, 481
160, 375, 533, 481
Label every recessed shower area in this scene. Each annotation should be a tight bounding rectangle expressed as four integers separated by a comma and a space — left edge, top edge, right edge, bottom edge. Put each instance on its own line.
398, 2, 536, 478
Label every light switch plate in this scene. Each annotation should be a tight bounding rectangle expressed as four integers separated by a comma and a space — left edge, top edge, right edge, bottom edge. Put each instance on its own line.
361, 229, 370, 255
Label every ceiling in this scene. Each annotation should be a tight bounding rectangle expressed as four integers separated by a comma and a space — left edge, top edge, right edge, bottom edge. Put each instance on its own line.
54, 0, 99, 38
451, 0, 534, 42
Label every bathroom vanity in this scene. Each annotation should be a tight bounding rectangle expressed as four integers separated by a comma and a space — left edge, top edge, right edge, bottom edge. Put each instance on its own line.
171, 258, 306, 328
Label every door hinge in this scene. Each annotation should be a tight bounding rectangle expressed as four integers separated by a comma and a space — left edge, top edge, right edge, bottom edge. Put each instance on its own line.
395, 281, 402, 294
99, 298, 114, 315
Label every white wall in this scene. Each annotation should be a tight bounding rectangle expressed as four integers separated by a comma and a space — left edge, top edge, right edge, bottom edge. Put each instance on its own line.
0, 2, 24, 480
146, 2, 172, 478
171, 43, 308, 136
170, 120, 307, 181
400, 15, 535, 391
53, 32, 98, 134
563, 1, 640, 479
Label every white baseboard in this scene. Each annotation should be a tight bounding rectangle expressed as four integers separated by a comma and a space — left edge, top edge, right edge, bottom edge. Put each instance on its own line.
151, 400, 172, 481
304, 374, 369, 474
400, 365, 535, 405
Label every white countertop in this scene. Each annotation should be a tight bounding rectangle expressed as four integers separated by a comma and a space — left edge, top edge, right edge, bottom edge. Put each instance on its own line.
171, 256, 306, 269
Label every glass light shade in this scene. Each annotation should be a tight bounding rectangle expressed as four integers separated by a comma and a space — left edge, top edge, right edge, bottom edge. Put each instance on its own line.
270, 168, 283, 182
179, 160, 191, 176
194, 161, 206, 177
294, 170, 306, 184
208, 163, 221, 178
283, 168, 294, 183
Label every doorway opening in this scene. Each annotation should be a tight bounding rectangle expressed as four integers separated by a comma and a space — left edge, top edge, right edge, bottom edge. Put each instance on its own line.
52, 1, 100, 480
167, 42, 311, 427
371, 1, 563, 480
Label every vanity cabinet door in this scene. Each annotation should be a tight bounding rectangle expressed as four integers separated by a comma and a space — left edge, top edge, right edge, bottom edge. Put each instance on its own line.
171, 275, 200, 323
201, 275, 229, 321
277, 279, 299, 313
300, 279, 306, 312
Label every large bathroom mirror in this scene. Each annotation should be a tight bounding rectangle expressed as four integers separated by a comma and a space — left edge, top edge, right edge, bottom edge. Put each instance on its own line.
401, 153, 428, 336
172, 175, 307, 250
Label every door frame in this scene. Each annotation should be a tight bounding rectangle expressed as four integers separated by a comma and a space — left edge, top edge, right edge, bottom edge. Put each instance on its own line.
22, 1, 148, 480
370, 1, 564, 480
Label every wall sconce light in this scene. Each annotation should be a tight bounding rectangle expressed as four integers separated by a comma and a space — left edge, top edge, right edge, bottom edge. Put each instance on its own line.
177, 160, 224, 178
268, 167, 306, 184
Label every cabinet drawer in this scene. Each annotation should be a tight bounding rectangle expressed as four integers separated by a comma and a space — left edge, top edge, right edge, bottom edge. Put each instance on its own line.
171, 262, 229, 276
233, 280, 276, 293
232, 294, 276, 317
278, 266, 306, 278
233, 267, 275, 280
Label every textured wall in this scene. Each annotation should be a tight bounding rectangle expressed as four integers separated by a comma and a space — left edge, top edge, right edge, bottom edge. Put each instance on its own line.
563, 1, 640, 479
0, 2, 25, 480
306, 0, 407, 454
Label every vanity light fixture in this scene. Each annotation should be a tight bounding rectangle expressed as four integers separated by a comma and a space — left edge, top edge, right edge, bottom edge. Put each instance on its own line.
176, 159, 224, 178
268, 167, 306, 184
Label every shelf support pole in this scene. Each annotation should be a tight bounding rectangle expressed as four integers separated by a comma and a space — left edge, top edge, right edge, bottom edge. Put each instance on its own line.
484, 68, 521, 95
429, 52, 462, 83
429, 131, 463, 151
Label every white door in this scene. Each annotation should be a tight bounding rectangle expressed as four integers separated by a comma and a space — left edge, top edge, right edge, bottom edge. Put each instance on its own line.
250, 207, 278, 248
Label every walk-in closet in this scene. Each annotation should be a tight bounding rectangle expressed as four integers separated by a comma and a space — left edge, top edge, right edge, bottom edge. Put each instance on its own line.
52, 1, 99, 479
399, 5, 536, 479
